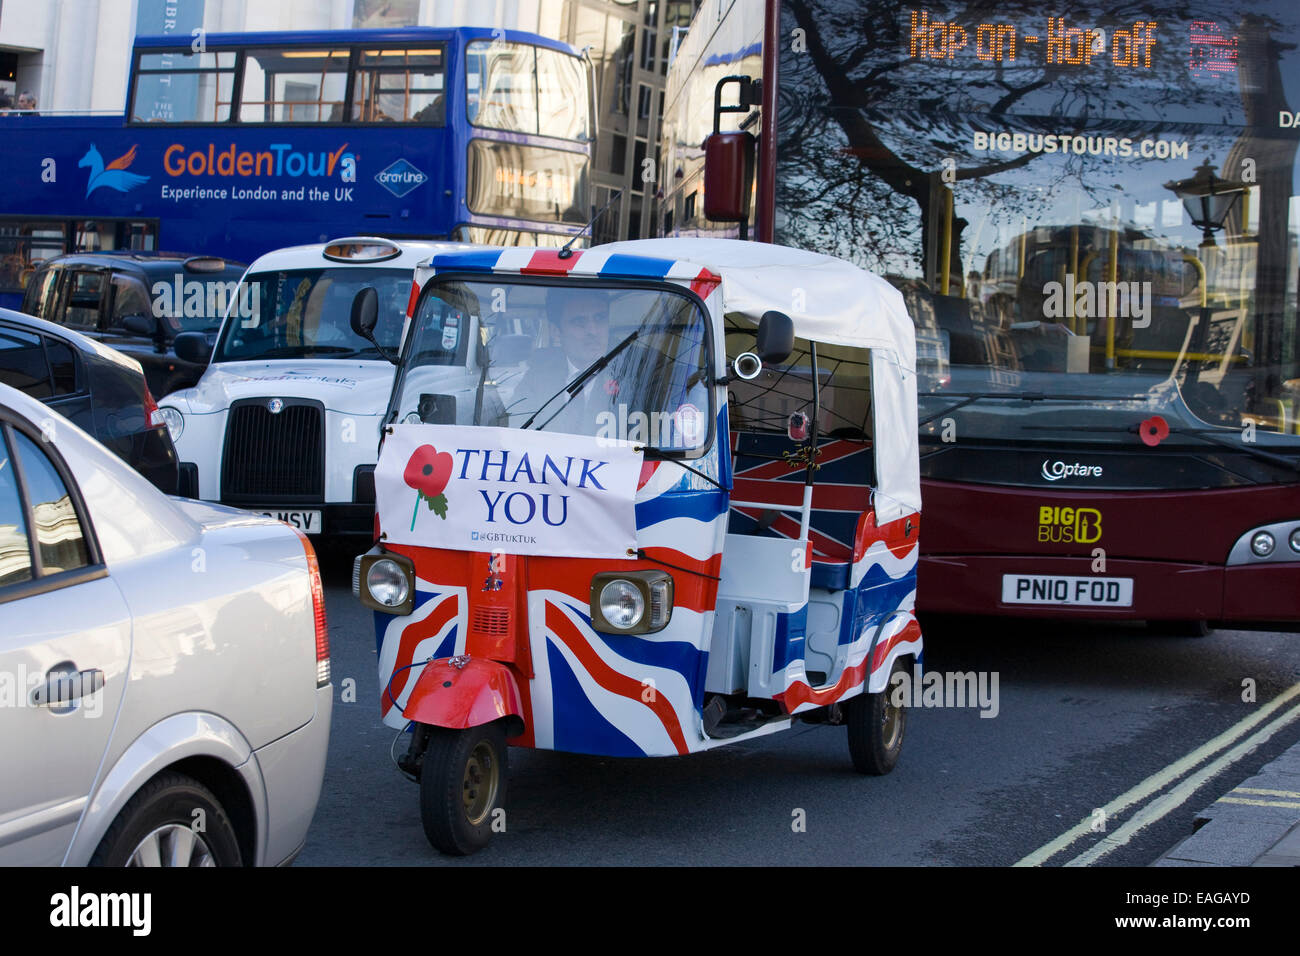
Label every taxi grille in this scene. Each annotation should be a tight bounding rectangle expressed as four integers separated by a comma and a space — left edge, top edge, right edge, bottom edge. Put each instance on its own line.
221, 399, 325, 502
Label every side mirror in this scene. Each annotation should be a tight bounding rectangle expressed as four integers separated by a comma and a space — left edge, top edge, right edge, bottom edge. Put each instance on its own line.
350, 287, 379, 340
755, 310, 794, 364
703, 131, 755, 223
173, 331, 212, 365
120, 313, 157, 337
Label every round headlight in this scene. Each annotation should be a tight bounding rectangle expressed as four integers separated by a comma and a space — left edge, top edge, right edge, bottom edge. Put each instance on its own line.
600, 579, 644, 630
367, 558, 410, 607
1250, 531, 1275, 557
1290, 528, 1300, 554
159, 406, 184, 441
403, 411, 422, 425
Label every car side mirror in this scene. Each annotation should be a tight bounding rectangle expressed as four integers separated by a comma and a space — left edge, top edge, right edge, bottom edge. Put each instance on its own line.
173, 331, 212, 365
350, 287, 379, 340
755, 310, 794, 364
120, 313, 157, 337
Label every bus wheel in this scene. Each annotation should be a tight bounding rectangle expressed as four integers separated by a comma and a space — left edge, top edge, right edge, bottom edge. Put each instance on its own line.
419, 723, 507, 855
846, 657, 908, 775
1146, 620, 1215, 638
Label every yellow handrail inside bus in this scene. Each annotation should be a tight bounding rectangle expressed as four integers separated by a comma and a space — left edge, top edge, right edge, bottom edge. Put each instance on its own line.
1105, 228, 1118, 368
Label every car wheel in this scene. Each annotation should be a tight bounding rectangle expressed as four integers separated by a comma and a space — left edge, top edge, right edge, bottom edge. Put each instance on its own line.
89, 771, 242, 867
419, 723, 507, 856
846, 656, 908, 775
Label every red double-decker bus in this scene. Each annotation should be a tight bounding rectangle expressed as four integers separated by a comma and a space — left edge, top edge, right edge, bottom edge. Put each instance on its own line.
661, 0, 1300, 631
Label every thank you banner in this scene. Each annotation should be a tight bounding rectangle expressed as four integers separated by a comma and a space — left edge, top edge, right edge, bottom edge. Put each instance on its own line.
376, 424, 642, 558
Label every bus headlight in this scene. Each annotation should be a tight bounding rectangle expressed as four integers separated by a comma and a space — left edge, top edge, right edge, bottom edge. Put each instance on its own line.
354, 550, 416, 615
590, 571, 673, 634
1290, 528, 1300, 554
1251, 531, 1276, 557
159, 406, 184, 441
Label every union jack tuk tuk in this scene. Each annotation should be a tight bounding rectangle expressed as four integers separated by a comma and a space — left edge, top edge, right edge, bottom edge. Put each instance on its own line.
351, 237, 923, 854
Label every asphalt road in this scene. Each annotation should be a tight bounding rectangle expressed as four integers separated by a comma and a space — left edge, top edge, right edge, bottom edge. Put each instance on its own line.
297, 545, 1300, 866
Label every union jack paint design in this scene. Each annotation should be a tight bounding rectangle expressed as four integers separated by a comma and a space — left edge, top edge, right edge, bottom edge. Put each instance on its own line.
375, 246, 922, 757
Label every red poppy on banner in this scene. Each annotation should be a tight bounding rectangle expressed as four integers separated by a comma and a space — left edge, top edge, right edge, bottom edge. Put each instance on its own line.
404, 444, 453, 527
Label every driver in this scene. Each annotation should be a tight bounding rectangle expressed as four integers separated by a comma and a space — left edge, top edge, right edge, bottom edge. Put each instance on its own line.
510, 288, 615, 433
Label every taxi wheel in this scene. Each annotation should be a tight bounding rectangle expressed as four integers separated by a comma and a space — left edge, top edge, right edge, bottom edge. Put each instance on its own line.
89, 771, 242, 866
419, 723, 507, 856
846, 658, 908, 775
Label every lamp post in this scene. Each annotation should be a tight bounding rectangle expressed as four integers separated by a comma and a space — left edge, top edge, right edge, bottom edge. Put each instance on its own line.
1163, 158, 1247, 387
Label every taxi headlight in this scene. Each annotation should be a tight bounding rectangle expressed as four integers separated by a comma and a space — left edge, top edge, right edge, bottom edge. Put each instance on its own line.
159, 406, 184, 441
354, 551, 415, 615
590, 571, 673, 634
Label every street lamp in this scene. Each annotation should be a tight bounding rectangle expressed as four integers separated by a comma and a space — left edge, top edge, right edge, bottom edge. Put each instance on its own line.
1164, 158, 1244, 249
1163, 158, 1247, 391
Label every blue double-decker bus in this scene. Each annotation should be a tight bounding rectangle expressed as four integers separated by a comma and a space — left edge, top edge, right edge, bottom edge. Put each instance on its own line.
0, 27, 594, 306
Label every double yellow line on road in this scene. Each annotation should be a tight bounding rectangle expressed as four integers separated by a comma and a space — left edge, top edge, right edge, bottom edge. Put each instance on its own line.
1015, 681, 1300, 867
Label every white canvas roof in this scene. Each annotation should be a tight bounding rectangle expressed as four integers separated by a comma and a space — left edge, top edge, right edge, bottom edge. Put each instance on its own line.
596, 238, 917, 372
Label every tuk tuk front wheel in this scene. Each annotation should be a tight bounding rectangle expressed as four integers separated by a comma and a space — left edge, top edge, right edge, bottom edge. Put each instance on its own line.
846, 657, 908, 775
419, 723, 508, 856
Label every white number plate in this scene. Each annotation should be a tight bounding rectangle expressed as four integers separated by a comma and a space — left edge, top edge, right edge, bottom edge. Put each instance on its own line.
258, 510, 322, 533
1001, 574, 1133, 607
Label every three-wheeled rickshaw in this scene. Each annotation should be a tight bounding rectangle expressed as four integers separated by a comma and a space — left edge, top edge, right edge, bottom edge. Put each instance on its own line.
352, 238, 924, 854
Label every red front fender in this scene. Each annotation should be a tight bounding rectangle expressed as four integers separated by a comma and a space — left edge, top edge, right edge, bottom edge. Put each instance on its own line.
405, 658, 525, 737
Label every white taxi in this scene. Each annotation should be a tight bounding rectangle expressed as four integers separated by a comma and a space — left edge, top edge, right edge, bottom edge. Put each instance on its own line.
159, 237, 465, 536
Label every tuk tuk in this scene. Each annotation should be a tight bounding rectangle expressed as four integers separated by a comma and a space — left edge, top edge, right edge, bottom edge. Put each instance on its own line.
352, 238, 923, 855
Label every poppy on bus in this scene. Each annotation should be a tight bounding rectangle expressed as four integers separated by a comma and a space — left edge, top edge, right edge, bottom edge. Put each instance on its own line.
1138, 415, 1169, 447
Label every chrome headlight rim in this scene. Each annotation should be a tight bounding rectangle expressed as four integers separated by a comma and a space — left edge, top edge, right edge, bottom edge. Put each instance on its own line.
599, 579, 645, 631
159, 405, 184, 441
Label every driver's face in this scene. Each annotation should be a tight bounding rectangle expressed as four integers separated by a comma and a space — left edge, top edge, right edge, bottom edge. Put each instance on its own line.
558, 299, 610, 367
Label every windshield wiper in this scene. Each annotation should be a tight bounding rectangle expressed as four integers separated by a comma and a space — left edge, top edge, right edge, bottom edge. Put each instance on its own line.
918, 391, 1151, 428
522, 330, 639, 430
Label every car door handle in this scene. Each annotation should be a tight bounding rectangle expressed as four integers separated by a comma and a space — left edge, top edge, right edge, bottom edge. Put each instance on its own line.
30, 666, 105, 708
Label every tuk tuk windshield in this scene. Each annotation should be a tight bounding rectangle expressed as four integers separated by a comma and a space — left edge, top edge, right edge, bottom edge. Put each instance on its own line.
397, 278, 713, 453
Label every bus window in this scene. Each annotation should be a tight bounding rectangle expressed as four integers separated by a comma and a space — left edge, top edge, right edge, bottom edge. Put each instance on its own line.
240, 48, 350, 123
466, 41, 538, 134
536, 47, 588, 140
131, 50, 236, 123
351, 47, 446, 124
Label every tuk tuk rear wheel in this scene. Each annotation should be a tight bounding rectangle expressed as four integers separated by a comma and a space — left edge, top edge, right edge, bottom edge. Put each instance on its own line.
419, 723, 508, 856
846, 657, 908, 775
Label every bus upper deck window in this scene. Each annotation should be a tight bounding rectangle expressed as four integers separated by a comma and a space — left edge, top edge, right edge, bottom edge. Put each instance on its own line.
239, 48, 350, 123
352, 48, 446, 124
131, 50, 236, 123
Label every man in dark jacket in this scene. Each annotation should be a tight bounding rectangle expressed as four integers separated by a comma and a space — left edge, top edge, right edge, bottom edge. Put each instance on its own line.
509, 287, 619, 435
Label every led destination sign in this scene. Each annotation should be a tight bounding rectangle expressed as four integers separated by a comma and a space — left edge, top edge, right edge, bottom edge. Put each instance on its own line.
908, 8, 1160, 67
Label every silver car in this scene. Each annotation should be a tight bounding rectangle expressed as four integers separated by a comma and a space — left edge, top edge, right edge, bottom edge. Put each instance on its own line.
0, 382, 332, 866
